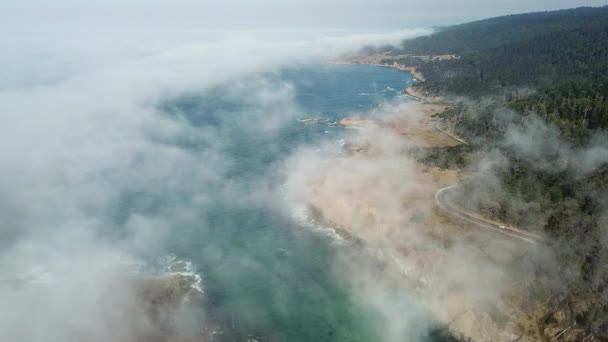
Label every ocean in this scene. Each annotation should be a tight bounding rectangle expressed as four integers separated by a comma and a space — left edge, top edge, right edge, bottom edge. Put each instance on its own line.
115, 64, 444, 341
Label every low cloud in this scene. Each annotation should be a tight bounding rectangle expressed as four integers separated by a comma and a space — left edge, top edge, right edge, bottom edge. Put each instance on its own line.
281, 103, 532, 340
0, 27, 431, 341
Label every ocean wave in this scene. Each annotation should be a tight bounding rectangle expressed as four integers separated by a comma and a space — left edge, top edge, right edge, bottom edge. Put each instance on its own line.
286, 201, 344, 244
8, 255, 203, 294
298, 117, 329, 124
155, 254, 204, 293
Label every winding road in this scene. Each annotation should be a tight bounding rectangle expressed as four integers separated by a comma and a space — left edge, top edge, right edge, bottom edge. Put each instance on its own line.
430, 118, 544, 244
432, 120, 468, 145
435, 185, 544, 244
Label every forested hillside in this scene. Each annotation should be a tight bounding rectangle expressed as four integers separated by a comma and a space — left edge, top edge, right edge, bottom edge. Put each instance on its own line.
395, 6, 608, 341
390, 6, 608, 56
387, 6, 608, 144
387, 6, 608, 96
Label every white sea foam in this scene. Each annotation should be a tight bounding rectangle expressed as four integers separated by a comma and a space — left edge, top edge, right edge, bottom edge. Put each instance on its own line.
286, 201, 344, 244
156, 254, 204, 293
9, 255, 203, 294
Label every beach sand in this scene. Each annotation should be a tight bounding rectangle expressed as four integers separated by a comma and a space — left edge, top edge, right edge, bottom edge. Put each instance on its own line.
338, 117, 377, 128
387, 103, 459, 147
298, 96, 462, 247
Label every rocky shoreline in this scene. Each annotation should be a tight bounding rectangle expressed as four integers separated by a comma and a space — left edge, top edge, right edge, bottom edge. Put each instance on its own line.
297, 58, 546, 341
327, 55, 446, 105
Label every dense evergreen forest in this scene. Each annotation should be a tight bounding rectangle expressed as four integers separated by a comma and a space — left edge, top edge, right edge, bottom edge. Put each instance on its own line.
389, 6, 608, 56
384, 6, 608, 143
388, 6, 608, 96
391, 6, 608, 340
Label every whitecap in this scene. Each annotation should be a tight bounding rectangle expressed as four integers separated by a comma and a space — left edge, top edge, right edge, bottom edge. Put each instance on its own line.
285, 201, 344, 244
13, 255, 205, 294
156, 254, 203, 293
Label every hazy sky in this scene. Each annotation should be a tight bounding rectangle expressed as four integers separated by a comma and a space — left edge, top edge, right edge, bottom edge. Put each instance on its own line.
1, 1, 607, 341
2, 0, 607, 31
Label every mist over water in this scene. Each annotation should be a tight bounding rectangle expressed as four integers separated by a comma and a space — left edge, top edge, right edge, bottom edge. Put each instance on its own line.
156, 64, 416, 341
4, 3, 607, 340
0, 60, 449, 340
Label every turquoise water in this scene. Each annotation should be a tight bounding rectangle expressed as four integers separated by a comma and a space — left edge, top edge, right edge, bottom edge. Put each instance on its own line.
123, 64, 446, 341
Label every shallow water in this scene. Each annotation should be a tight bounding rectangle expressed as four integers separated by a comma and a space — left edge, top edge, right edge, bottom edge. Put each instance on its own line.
124, 64, 447, 341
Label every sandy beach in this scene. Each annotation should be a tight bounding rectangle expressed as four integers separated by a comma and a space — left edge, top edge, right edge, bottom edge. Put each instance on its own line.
387, 103, 459, 146
338, 117, 377, 128
327, 57, 426, 81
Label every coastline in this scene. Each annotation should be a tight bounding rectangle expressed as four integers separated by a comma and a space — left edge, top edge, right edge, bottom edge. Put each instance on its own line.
325, 52, 459, 83
302, 59, 528, 342
337, 117, 377, 128
326, 57, 437, 103
403, 85, 427, 101
298, 108, 522, 342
